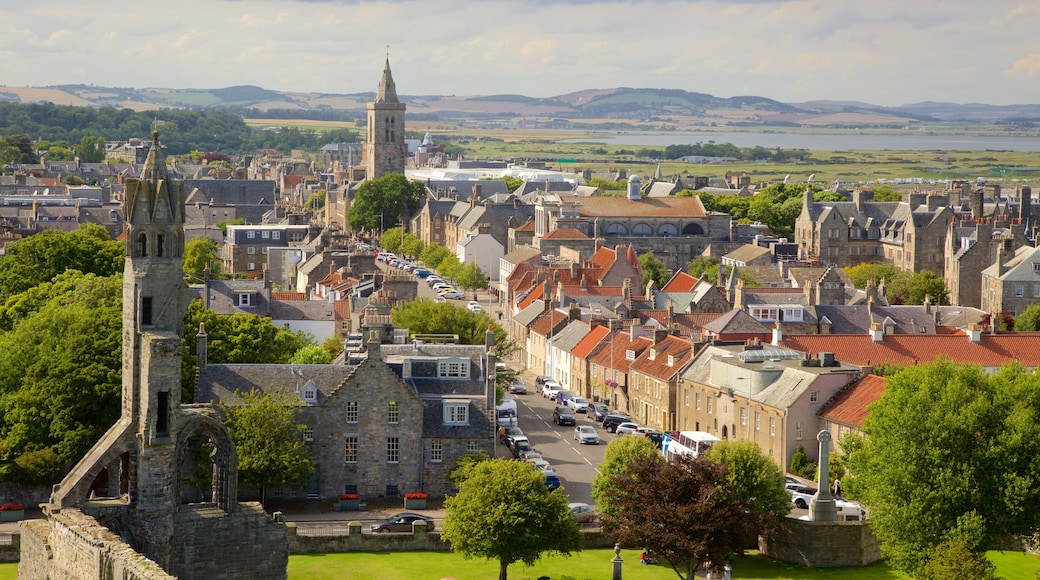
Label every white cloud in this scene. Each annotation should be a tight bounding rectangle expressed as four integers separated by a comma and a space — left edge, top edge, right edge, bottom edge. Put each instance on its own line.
0, 0, 1036, 106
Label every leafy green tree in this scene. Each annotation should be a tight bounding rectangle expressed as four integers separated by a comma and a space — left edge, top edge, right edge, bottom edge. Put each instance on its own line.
219, 388, 315, 506
845, 360, 1040, 577
290, 344, 333, 364
601, 453, 763, 580
448, 450, 491, 487
639, 251, 667, 289
0, 134, 37, 164
305, 190, 326, 211
181, 301, 314, 400
1015, 303, 1040, 331
420, 243, 452, 269
687, 255, 721, 279
0, 272, 122, 478
788, 445, 817, 480
813, 190, 848, 202
347, 173, 425, 233
893, 271, 948, 305
400, 232, 425, 258
391, 300, 515, 356
321, 337, 344, 359
182, 236, 222, 281
872, 185, 903, 202
706, 440, 792, 528
591, 435, 659, 517
378, 226, 404, 253
0, 224, 122, 305
844, 262, 902, 289
920, 513, 997, 580
216, 218, 245, 236
437, 254, 463, 281
442, 459, 581, 580
455, 261, 488, 292
75, 135, 106, 163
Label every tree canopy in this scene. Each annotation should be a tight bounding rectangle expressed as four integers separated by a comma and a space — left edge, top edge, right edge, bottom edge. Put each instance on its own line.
0, 224, 122, 305
219, 388, 315, 506
347, 173, 425, 233
182, 236, 222, 282
639, 251, 667, 289
844, 262, 948, 305
1013, 303, 1040, 331
441, 459, 581, 580
591, 435, 659, 517
845, 360, 1040, 577
705, 440, 792, 529
0, 271, 122, 481
600, 453, 764, 580
390, 300, 515, 357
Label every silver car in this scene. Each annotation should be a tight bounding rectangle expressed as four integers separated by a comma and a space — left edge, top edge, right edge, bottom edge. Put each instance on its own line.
574, 425, 599, 445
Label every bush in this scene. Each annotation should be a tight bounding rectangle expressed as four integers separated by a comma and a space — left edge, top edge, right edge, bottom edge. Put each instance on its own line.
789, 445, 818, 480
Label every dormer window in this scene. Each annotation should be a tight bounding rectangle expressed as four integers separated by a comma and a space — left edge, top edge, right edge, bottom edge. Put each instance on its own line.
649, 349, 657, 361
301, 381, 318, 403
667, 354, 675, 367
625, 350, 636, 361
438, 359, 470, 379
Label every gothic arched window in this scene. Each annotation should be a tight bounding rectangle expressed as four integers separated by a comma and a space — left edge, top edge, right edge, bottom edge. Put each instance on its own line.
156, 233, 165, 257
137, 232, 148, 257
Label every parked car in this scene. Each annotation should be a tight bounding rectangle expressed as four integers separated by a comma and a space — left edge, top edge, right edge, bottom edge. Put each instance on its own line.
569, 502, 598, 524
439, 290, 464, 300
466, 301, 482, 313
503, 427, 524, 447
517, 447, 542, 462
603, 413, 632, 433
615, 422, 640, 435
541, 381, 563, 399
496, 408, 517, 428
432, 282, 454, 292
413, 269, 431, 278
370, 512, 435, 533
574, 425, 599, 445
508, 379, 527, 394
522, 452, 544, 465
568, 396, 590, 413
633, 427, 661, 438
543, 473, 561, 490
506, 433, 528, 450
426, 275, 443, 286
528, 458, 552, 473
788, 485, 817, 509
535, 375, 554, 387
553, 406, 576, 426
590, 403, 610, 422
554, 391, 575, 406
512, 440, 534, 459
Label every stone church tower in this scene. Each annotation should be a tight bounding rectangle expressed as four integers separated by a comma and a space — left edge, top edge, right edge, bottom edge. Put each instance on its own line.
21, 134, 288, 580
365, 58, 407, 179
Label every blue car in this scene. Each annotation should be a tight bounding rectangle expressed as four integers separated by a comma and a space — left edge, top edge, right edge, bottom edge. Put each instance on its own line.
413, 269, 431, 278
544, 474, 561, 490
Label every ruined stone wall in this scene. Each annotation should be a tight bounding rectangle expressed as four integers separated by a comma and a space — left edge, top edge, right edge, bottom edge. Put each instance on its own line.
172, 502, 287, 580
18, 510, 173, 580
759, 518, 882, 568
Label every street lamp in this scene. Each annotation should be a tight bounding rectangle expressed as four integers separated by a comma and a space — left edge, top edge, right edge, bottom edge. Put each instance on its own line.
379, 213, 384, 236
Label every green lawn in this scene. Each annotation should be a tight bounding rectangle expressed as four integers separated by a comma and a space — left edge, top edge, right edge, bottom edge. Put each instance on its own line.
2, 549, 1036, 579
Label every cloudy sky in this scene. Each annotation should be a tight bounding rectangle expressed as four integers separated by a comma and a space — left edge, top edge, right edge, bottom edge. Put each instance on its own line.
2, 0, 1038, 107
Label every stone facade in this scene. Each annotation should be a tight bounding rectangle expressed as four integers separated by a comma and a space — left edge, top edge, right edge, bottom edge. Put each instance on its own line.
760, 518, 881, 567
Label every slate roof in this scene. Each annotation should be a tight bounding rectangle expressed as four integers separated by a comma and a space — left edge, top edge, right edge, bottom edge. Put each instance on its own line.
196, 364, 358, 404
702, 309, 771, 335
981, 245, 1040, 281
818, 374, 887, 429
551, 320, 592, 353
724, 244, 772, 264
811, 304, 938, 335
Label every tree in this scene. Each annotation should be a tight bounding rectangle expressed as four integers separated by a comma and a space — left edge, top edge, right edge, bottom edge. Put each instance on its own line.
1014, 303, 1040, 331
441, 459, 581, 580
845, 360, 1040, 577
844, 261, 902, 289
347, 173, 425, 233
400, 232, 425, 258
600, 453, 763, 580
0, 272, 122, 479
872, 185, 903, 202
420, 243, 451, 269
447, 450, 490, 487
437, 254, 463, 281
788, 445, 817, 480
321, 337, 344, 359
687, 255, 721, 279
219, 388, 315, 506
75, 135, 106, 163
182, 236, 222, 281
706, 440, 792, 528
305, 190, 326, 211
813, 190, 848, 202
892, 271, 948, 305
639, 251, 667, 289
290, 344, 333, 364
390, 300, 515, 357
0, 224, 122, 305
455, 261, 488, 292
216, 218, 245, 236
378, 226, 404, 253
591, 435, 659, 517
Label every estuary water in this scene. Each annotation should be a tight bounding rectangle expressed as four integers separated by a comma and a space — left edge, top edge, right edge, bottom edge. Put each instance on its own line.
559, 131, 1040, 152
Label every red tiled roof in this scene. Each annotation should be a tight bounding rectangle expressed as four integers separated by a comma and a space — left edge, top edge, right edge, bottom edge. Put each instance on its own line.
334, 301, 352, 319
572, 325, 611, 359
589, 334, 652, 373
588, 246, 618, 272
516, 281, 547, 310
283, 175, 306, 188
271, 292, 306, 301
514, 220, 535, 231
577, 196, 706, 218
559, 284, 624, 296
818, 374, 886, 429
629, 335, 692, 381
662, 271, 699, 292
542, 228, 590, 240
530, 309, 569, 337
782, 331, 1040, 367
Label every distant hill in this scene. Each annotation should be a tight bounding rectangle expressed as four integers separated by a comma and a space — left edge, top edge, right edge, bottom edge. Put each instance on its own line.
1, 84, 1038, 124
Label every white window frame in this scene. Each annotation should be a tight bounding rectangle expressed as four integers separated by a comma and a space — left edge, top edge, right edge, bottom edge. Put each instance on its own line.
236, 293, 253, 307
272, 231, 281, 240
302, 381, 317, 403
444, 403, 469, 425
769, 416, 776, 436
386, 437, 399, 463
262, 230, 270, 239
431, 439, 443, 463
247, 230, 256, 239
809, 391, 819, 403
344, 436, 357, 463
466, 440, 479, 452
247, 246, 256, 255
387, 401, 399, 424
304, 427, 314, 442
438, 359, 470, 378
346, 401, 358, 423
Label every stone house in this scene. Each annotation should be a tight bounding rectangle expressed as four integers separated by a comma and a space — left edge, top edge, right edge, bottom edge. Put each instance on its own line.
677, 343, 863, 468
223, 223, 311, 275
196, 333, 495, 500
980, 244, 1040, 317
945, 216, 1028, 309
626, 333, 693, 431
817, 374, 887, 455
587, 326, 654, 412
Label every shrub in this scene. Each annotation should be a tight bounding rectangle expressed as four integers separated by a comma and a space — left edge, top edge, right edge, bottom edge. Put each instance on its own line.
0, 504, 23, 511
405, 492, 428, 500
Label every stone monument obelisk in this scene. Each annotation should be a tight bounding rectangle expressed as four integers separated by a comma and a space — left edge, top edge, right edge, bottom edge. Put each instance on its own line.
808, 430, 837, 521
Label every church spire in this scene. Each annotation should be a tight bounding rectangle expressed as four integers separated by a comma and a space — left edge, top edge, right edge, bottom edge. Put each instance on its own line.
375, 58, 399, 104
139, 131, 168, 184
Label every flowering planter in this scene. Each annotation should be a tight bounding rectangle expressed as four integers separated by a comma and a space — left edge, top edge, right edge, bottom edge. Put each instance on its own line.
403, 498, 427, 510
0, 510, 23, 522
338, 499, 360, 511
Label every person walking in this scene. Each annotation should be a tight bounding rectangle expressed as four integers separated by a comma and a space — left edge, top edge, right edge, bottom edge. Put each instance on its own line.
723, 563, 732, 580
833, 478, 842, 498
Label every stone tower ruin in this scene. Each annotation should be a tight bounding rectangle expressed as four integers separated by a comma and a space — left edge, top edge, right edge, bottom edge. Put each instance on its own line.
20, 133, 288, 580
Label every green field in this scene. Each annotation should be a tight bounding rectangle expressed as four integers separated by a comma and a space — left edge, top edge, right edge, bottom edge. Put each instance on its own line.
1, 549, 1035, 579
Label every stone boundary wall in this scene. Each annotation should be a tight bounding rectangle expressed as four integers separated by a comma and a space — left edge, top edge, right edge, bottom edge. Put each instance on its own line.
18, 510, 174, 580
285, 522, 617, 554
759, 518, 882, 568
